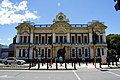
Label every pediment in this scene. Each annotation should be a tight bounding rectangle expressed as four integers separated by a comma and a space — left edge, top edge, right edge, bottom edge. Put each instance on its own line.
88, 22, 107, 29
20, 31, 29, 35
15, 21, 34, 30
50, 22, 72, 29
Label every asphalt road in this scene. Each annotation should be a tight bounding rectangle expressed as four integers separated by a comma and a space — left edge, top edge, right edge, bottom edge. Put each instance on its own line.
0, 67, 120, 80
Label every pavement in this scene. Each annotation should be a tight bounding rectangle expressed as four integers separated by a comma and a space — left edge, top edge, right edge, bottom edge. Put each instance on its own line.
30, 62, 120, 70
0, 62, 120, 70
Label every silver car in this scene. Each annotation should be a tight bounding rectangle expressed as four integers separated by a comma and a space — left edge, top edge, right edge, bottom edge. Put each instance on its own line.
2, 57, 26, 65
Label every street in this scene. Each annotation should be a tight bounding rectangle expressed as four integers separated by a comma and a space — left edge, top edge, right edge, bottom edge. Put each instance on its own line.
0, 66, 120, 80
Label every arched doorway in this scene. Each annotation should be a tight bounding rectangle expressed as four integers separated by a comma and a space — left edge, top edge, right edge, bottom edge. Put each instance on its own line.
57, 47, 66, 60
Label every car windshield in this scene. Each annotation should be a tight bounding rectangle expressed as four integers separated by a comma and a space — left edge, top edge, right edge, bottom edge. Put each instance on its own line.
7, 58, 16, 60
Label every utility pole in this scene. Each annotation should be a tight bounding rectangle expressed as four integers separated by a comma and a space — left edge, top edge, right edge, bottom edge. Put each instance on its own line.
13, 35, 17, 65
28, 27, 31, 70
92, 28, 98, 68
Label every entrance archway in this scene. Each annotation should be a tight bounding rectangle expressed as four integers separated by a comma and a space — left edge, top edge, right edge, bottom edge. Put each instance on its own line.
57, 47, 66, 60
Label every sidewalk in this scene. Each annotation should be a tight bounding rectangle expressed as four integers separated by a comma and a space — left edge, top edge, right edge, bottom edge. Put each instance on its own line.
30, 63, 99, 70
31, 63, 76, 70
0, 62, 119, 70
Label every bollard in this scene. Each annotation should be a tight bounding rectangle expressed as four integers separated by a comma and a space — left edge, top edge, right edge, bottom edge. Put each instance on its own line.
28, 60, 31, 70
47, 60, 49, 70
86, 59, 88, 66
72, 62, 73, 67
99, 58, 101, 68
79, 61, 80, 66
65, 61, 67, 70
108, 59, 110, 67
42, 61, 44, 66
56, 61, 58, 70
99, 60, 101, 68
74, 62, 76, 70
38, 61, 40, 70
116, 59, 118, 66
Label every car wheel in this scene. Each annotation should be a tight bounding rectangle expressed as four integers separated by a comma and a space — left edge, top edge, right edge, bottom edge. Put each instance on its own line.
4, 61, 8, 65
9, 63, 11, 65
17, 62, 21, 65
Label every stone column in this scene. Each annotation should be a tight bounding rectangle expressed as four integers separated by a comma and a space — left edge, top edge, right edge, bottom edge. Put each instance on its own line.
52, 46, 54, 58
54, 47, 56, 57
16, 49, 19, 58
104, 47, 107, 56
90, 47, 94, 59
17, 33, 20, 43
29, 49, 33, 59
21, 49, 23, 57
30, 33, 33, 43
53, 33, 55, 43
67, 33, 70, 43
89, 32, 92, 43
103, 32, 106, 42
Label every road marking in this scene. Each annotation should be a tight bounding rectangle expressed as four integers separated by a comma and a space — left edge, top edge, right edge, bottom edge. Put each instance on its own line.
0, 70, 72, 73
0, 75, 13, 78
107, 71, 120, 77
72, 70, 81, 80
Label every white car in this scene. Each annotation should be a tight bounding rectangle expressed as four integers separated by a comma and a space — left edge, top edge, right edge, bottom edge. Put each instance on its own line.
2, 57, 26, 65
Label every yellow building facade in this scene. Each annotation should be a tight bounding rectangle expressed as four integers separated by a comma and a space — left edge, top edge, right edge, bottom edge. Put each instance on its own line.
15, 12, 107, 61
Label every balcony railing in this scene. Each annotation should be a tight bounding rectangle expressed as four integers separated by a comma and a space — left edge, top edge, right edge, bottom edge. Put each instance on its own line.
16, 42, 107, 46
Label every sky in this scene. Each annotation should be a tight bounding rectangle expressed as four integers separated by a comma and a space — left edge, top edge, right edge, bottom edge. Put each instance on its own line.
0, 0, 120, 46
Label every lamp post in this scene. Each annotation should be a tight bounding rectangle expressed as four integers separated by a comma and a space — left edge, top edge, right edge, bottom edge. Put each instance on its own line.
92, 28, 98, 68
13, 35, 17, 65
28, 26, 31, 70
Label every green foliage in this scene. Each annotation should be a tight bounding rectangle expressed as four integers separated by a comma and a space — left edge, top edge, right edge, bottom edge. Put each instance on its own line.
108, 49, 117, 56
106, 34, 120, 55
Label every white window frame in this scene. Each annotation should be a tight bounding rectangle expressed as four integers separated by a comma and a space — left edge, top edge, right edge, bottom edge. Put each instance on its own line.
41, 35, 45, 44
35, 35, 39, 43
77, 48, 82, 58
77, 34, 82, 44
47, 48, 51, 58
41, 48, 45, 58
71, 48, 76, 58
84, 48, 89, 58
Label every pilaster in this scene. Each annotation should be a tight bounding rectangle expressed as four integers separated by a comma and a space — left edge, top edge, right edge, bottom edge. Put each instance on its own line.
67, 33, 70, 42
53, 33, 55, 43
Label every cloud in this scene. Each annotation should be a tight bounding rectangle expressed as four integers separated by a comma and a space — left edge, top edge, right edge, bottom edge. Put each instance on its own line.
0, 0, 39, 25
7, 38, 12, 41
57, 2, 61, 7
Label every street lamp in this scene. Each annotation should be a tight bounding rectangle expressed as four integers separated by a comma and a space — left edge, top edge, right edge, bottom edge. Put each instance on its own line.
28, 26, 31, 69
92, 28, 98, 68
13, 35, 17, 65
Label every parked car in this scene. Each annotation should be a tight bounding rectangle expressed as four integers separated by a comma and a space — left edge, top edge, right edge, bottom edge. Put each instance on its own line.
2, 57, 26, 65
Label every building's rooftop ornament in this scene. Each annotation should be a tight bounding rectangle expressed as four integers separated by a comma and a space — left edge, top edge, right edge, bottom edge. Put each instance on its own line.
53, 12, 69, 23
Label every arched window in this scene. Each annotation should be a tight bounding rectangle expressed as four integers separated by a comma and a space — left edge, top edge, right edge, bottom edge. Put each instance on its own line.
23, 49, 25, 57
71, 48, 75, 58
78, 49, 82, 57
85, 48, 88, 57
41, 49, 45, 57
48, 49, 51, 57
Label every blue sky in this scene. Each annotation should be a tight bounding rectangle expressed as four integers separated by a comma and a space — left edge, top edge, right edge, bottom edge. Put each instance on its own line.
0, 0, 120, 45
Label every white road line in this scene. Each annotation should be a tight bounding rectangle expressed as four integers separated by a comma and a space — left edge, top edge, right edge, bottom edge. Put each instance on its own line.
0, 75, 13, 78
72, 70, 81, 80
107, 71, 120, 77
0, 70, 72, 73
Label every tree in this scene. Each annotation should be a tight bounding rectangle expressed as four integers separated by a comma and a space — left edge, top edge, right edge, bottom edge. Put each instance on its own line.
108, 49, 117, 56
106, 34, 120, 56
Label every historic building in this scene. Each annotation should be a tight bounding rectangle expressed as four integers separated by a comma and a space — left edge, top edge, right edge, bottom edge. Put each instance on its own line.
15, 12, 107, 61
